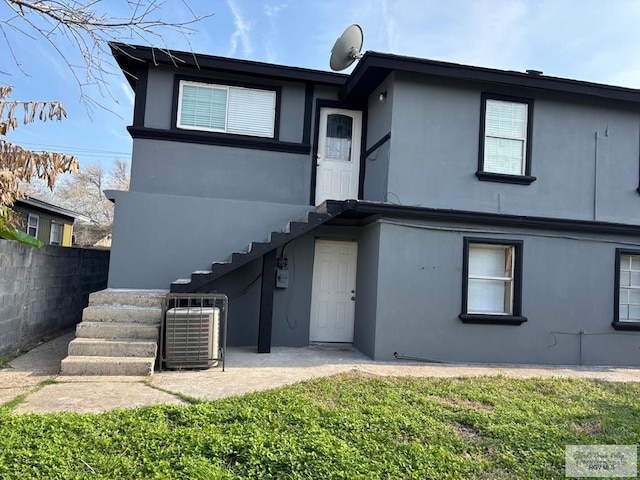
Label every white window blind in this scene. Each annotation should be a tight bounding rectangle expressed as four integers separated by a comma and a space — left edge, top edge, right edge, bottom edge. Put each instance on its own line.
27, 214, 38, 237
227, 87, 276, 137
468, 244, 514, 314
50, 222, 62, 245
179, 83, 227, 131
619, 254, 640, 321
484, 99, 528, 175
177, 81, 276, 138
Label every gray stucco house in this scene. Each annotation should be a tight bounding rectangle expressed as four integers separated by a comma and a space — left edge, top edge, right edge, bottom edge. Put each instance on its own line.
107, 43, 640, 366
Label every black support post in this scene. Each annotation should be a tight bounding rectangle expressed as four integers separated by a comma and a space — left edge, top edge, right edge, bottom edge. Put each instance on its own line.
257, 249, 277, 353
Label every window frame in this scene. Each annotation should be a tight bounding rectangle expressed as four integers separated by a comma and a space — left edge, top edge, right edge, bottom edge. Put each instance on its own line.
50, 222, 63, 245
477, 93, 536, 185
459, 237, 527, 325
27, 214, 39, 238
174, 77, 280, 139
613, 248, 640, 331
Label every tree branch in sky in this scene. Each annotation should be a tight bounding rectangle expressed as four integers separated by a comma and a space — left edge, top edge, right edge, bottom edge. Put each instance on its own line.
0, 0, 211, 112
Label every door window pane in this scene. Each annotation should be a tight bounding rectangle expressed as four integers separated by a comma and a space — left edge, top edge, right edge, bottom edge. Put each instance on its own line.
325, 114, 353, 161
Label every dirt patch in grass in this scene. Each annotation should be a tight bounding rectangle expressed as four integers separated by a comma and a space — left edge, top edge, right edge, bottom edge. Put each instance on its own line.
313, 397, 339, 409
430, 395, 494, 412
451, 422, 483, 442
571, 421, 601, 437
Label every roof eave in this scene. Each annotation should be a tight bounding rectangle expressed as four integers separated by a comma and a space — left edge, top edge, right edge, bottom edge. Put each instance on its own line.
15, 198, 84, 221
340, 51, 640, 106
109, 42, 348, 90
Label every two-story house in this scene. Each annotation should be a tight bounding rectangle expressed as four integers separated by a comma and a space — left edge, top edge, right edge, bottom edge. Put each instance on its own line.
106, 43, 640, 366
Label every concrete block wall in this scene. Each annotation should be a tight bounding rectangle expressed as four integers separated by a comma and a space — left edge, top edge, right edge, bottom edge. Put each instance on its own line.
0, 240, 110, 356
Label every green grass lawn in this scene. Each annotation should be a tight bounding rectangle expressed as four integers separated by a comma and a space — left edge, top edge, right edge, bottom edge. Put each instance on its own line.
1, 373, 639, 479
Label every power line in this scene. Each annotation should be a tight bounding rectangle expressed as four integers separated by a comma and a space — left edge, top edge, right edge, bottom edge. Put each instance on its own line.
10, 142, 131, 157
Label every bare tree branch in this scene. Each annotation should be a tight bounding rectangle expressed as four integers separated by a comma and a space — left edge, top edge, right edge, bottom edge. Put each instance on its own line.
1, 0, 212, 113
53, 158, 130, 245
0, 85, 79, 223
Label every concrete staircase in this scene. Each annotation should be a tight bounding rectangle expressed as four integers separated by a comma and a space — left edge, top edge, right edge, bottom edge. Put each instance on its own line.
170, 201, 351, 293
60, 289, 167, 376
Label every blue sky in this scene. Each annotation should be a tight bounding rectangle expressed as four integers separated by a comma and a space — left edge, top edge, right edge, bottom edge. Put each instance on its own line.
2, 0, 640, 172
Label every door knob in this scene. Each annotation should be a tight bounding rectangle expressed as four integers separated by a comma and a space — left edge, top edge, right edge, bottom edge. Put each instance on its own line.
351, 296, 356, 301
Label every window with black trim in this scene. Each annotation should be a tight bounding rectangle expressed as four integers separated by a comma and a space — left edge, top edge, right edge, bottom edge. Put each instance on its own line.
613, 249, 640, 330
459, 238, 527, 325
176, 80, 276, 138
477, 93, 536, 185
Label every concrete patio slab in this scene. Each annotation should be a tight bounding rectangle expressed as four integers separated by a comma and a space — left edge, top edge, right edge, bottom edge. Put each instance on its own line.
2, 333, 640, 414
1, 332, 72, 388
13, 381, 187, 414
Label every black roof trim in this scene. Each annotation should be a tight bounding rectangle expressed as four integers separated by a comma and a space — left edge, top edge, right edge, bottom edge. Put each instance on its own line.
110, 43, 347, 90
127, 126, 310, 154
324, 200, 640, 236
340, 51, 640, 105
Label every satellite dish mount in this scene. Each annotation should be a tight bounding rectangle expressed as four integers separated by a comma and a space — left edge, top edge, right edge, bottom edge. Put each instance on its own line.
330, 24, 364, 71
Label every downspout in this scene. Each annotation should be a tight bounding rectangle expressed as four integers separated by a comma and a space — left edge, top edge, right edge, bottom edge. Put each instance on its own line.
593, 131, 599, 221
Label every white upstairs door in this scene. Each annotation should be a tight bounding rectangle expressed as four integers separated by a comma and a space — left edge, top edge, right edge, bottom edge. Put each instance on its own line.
315, 108, 362, 205
309, 240, 358, 342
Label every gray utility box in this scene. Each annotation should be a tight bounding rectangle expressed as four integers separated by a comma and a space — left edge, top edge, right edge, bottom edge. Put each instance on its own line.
165, 307, 220, 369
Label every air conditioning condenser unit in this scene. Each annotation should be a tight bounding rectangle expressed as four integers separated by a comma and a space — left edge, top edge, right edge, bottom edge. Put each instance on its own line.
165, 307, 219, 369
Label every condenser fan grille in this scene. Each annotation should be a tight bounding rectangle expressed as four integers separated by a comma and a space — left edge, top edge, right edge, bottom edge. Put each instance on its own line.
165, 307, 219, 368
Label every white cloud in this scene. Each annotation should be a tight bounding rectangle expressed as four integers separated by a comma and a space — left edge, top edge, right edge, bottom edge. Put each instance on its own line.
120, 81, 135, 107
226, 0, 253, 58
263, 3, 287, 63
264, 3, 287, 18
446, 0, 528, 68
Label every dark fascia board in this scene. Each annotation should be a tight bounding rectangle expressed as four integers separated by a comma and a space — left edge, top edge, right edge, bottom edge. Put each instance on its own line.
109, 42, 347, 90
341, 51, 640, 106
325, 200, 640, 237
14, 198, 82, 221
127, 125, 310, 154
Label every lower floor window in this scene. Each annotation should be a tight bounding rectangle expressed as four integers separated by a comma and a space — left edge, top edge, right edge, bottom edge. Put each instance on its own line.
50, 222, 63, 245
468, 244, 514, 314
460, 238, 526, 325
614, 250, 640, 330
27, 214, 39, 237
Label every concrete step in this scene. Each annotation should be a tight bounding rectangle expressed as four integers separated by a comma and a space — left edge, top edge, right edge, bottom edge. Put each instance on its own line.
68, 338, 157, 358
75, 322, 159, 341
89, 288, 168, 308
60, 356, 154, 376
82, 305, 162, 324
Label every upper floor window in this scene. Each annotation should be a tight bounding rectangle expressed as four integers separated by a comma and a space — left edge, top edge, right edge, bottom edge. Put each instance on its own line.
50, 222, 62, 245
177, 80, 276, 138
613, 249, 640, 330
459, 237, 527, 325
27, 214, 39, 238
477, 94, 536, 185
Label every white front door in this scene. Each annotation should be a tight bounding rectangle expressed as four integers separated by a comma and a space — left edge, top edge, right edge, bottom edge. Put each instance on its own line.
309, 240, 358, 342
315, 108, 362, 205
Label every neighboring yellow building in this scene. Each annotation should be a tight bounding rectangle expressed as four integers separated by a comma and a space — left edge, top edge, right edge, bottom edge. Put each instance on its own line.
13, 198, 86, 247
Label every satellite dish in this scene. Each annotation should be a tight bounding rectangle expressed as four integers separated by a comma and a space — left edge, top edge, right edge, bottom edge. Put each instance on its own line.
330, 24, 364, 71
